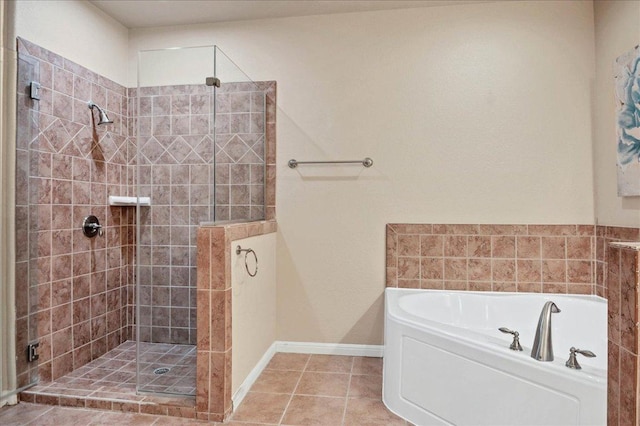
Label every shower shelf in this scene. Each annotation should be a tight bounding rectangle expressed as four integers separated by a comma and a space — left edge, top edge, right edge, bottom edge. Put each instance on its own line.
108, 196, 151, 207
609, 241, 640, 251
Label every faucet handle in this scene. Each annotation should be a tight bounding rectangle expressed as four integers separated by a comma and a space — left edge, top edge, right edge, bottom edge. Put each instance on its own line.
565, 347, 596, 369
499, 327, 523, 351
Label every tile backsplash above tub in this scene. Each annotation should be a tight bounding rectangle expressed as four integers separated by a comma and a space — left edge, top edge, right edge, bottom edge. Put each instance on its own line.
387, 224, 602, 295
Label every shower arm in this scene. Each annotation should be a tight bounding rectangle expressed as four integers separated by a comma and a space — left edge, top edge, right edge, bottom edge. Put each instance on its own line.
88, 101, 104, 112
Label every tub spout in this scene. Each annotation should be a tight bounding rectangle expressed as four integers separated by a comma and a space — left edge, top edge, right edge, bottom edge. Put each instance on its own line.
531, 301, 560, 361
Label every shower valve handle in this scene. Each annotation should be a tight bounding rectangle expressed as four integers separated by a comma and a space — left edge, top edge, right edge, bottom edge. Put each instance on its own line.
82, 215, 104, 238
499, 327, 523, 351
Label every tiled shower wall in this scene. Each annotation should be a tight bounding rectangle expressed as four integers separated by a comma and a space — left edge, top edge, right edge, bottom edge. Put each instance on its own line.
214, 82, 275, 222
15, 38, 133, 386
134, 83, 214, 346
133, 81, 275, 345
386, 223, 640, 426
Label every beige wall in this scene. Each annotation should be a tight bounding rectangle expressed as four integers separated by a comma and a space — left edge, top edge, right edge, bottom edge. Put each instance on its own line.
136, 45, 251, 87
593, 1, 640, 228
130, 1, 596, 345
4, 1, 600, 347
231, 233, 276, 395
7, 0, 128, 85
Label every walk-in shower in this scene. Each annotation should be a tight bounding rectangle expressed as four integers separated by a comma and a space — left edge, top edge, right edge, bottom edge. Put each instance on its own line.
12, 39, 272, 408
134, 45, 268, 396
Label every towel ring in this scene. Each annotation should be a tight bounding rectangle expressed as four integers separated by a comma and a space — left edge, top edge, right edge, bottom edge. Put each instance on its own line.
236, 245, 258, 277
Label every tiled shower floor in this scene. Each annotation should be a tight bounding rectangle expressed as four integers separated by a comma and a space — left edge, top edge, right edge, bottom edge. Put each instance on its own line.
22, 341, 196, 405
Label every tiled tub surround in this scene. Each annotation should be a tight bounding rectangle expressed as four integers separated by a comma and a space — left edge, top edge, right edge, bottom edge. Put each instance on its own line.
15, 38, 134, 387
196, 219, 277, 422
603, 236, 640, 426
386, 223, 640, 426
387, 224, 597, 294
134, 81, 276, 346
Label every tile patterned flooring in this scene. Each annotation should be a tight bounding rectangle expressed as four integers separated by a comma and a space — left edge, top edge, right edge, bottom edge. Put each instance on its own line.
22, 341, 196, 408
229, 353, 408, 425
1, 353, 409, 425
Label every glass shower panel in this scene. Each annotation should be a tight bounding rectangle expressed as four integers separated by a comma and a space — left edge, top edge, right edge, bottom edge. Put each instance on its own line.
14, 52, 41, 391
213, 47, 267, 222
136, 46, 215, 395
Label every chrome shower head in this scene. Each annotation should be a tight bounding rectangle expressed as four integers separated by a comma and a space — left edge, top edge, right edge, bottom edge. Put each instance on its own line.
88, 101, 113, 125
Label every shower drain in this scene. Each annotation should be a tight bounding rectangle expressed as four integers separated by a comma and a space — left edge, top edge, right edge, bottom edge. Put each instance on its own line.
153, 367, 171, 375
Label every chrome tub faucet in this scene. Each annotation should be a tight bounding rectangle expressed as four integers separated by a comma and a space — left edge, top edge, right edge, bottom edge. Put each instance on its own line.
531, 301, 560, 361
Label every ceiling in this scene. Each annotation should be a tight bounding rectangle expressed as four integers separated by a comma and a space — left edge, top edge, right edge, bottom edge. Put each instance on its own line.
90, 0, 487, 29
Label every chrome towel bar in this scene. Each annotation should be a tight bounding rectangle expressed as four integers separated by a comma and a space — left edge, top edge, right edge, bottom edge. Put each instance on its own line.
288, 157, 373, 169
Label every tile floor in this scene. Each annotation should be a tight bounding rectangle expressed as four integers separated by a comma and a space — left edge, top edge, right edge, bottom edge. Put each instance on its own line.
21, 341, 196, 413
1, 353, 409, 425
28, 341, 196, 397
229, 353, 408, 425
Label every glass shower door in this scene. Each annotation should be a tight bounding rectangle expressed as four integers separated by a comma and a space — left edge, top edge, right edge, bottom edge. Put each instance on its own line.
212, 47, 267, 222
135, 45, 270, 397
14, 51, 41, 392
136, 46, 216, 395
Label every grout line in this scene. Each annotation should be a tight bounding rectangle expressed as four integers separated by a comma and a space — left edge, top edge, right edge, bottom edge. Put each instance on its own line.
340, 357, 355, 426
24, 404, 56, 425
274, 355, 311, 425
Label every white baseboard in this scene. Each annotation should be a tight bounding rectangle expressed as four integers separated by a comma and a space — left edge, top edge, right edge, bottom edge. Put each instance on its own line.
275, 341, 383, 357
231, 341, 384, 410
231, 342, 277, 409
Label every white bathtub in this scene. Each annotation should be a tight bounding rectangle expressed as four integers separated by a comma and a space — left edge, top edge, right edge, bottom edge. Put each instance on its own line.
383, 288, 607, 426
